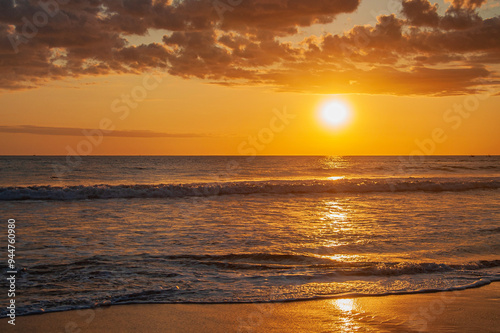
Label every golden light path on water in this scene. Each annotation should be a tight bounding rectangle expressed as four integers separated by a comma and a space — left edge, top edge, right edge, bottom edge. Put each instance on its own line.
328, 176, 345, 181
332, 298, 361, 331
335, 298, 356, 312
315, 167, 404, 331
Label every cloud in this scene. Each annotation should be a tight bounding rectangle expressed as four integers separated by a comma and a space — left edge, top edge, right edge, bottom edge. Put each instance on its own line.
402, 0, 489, 30
0, 0, 499, 95
218, 0, 360, 35
402, 0, 440, 27
257, 65, 492, 96
0, 125, 216, 138
445, 0, 488, 10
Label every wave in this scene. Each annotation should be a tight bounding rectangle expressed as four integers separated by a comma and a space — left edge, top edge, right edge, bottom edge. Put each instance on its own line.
2, 253, 499, 318
162, 256, 500, 277
160, 254, 500, 276
478, 227, 500, 234
0, 177, 499, 200
101, 277, 500, 306
3, 276, 500, 319
19, 253, 500, 277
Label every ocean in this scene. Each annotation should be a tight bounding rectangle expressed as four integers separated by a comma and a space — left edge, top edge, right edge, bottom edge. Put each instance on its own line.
0, 156, 499, 317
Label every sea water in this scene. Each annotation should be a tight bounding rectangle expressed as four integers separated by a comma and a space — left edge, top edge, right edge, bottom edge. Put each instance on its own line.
0, 156, 499, 316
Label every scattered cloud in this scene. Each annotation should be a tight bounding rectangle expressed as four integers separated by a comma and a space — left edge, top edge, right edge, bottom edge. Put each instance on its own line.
0, 0, 499, 95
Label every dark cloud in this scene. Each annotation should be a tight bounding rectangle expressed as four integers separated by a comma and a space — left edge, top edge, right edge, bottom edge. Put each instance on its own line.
402, 0, 489, 30
0, 125, 215, 138
0, 0, 498, 95
402, 0, 440, 27
440, 6, 483, 30
218, 0, 360, 35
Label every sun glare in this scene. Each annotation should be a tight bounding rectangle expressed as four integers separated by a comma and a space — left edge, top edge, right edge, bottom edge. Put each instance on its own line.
319, 100, 351, 128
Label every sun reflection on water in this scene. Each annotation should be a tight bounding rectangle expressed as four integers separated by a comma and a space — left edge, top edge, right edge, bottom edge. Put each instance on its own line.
329, 298, 363, 332
321, 156, 351, 170
322, 200, 348, 222
314, 199, 356, 250
335, 298, 355, 312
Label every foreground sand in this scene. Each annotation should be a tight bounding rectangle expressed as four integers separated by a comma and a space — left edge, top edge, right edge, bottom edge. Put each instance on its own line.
2, 282, 499, 332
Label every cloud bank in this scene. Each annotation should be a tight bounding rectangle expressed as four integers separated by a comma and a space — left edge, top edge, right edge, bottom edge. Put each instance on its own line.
0, 0, 499, 95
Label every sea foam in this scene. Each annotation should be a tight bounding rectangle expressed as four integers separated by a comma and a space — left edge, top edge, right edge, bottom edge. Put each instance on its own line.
1, 177, 498, 200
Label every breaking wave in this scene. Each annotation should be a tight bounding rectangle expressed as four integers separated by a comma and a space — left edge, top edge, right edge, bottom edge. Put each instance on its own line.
1, 177, 499, 201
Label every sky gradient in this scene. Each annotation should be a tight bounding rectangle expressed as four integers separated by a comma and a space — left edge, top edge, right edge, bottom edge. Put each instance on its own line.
1, 0, 499, 155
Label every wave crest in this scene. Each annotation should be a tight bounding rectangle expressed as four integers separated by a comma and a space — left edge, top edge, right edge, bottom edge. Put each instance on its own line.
1, 177, 498, 201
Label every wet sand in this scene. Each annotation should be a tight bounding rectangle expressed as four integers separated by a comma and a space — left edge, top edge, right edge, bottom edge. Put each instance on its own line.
2, 282, 499, 332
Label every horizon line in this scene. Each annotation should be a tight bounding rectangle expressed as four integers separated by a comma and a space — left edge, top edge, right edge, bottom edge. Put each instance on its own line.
1, 154, 498, 157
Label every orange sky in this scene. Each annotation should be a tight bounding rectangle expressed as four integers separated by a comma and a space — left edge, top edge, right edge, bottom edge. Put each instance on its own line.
0, 0, 499, 155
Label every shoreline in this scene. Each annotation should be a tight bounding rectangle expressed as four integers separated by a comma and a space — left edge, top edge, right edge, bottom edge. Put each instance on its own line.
5, 277, 499, 318
2, 281, 499, 332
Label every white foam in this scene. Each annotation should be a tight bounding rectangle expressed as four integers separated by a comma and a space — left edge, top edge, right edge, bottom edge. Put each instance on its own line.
0, 177, 499, 200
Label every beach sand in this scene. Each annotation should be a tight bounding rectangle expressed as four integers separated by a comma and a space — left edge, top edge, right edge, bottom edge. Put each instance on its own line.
2, 282, 499, 332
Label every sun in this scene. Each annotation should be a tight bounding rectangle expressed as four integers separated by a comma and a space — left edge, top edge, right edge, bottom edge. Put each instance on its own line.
319, 100, 351, 128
